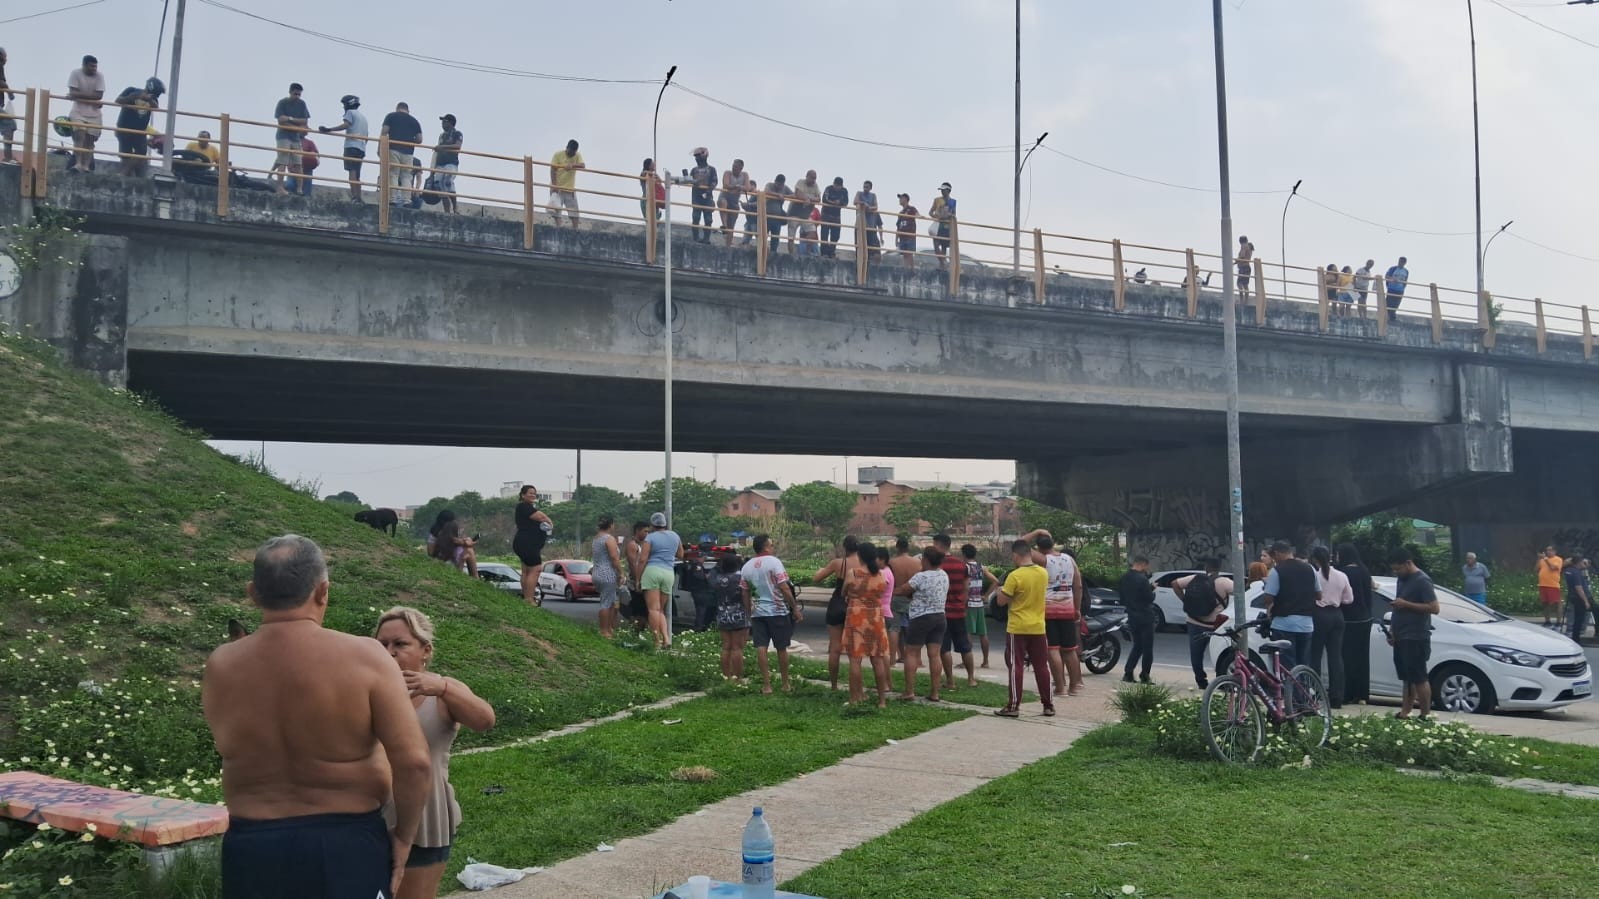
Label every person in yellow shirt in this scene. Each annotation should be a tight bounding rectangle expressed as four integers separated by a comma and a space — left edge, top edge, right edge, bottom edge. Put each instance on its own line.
996, 539, 1052, 718
548, 139, 586, 228
183, 129, 220, 168
1537, 545, 1565, 628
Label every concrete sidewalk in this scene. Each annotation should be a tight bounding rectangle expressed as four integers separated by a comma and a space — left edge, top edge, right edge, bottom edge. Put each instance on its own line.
472, 707, 1091, 899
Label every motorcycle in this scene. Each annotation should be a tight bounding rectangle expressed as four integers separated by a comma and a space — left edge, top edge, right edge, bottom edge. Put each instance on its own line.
1080, 607, 1128, 675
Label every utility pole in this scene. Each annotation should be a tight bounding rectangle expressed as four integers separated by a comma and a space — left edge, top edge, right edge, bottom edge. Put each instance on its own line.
161, 0, 187, 170
1467, 0, 1485, 322
651, 66, 677, 528
1011, 0, 1022, 280
1211, 0, 1249, 647
574, 449, 583, 549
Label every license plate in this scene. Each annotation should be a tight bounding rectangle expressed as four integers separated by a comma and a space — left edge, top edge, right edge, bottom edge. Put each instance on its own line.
1575, 680, 1592, 696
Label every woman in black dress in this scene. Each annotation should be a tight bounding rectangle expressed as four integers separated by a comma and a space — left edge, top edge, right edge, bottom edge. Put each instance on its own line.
1337, 543, 1374, 704
513, 485, 553, 606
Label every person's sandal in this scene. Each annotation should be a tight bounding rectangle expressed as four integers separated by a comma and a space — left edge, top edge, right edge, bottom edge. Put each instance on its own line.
994, 707, 1020, 718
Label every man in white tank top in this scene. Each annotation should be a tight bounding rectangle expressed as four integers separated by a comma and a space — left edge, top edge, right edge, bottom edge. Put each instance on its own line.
1024, 531, 1086, 697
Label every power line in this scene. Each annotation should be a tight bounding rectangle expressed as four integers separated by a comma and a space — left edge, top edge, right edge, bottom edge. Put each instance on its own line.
1294, 195, 1476, 238
0, 0, 108, 26
1489, 0, 1599, 49
1505, 231, 1599, 263
1038, 143, 1285, 195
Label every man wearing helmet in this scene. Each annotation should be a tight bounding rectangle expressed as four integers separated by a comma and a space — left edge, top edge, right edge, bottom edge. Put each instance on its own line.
113, 77, 163, 177
319, 94, 369, 202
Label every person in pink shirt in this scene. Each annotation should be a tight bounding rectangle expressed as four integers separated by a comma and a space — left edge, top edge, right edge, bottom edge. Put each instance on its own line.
1310, 546, 1353, 708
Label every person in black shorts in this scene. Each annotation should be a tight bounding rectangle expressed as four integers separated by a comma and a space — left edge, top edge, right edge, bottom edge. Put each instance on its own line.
511, 485, 552, 606
1388, 548, 1439, 719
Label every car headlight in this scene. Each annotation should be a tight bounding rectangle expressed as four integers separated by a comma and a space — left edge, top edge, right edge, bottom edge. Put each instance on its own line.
1474, 645, 1545, 668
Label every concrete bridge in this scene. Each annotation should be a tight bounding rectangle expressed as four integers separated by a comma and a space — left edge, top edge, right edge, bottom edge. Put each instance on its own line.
3, 164, 1596, 566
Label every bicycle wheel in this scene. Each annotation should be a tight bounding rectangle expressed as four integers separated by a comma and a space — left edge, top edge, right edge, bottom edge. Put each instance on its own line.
1201, 674, 1265, 765
1286, 665, 1334, 748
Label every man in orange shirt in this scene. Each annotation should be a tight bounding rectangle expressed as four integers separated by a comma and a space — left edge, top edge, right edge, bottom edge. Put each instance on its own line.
1537, 546, 1565, 628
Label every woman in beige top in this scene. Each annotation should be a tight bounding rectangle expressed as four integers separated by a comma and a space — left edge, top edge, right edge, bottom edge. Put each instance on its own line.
375, 607, 496, 899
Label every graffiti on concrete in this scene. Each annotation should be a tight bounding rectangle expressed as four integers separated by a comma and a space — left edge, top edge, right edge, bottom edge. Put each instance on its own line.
1100, 487, 1220, 534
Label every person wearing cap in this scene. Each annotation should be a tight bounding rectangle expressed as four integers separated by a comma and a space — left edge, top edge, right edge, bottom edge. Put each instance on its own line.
930, 182, 956, 266
380, 102, 424, 206
113, 77, 162, 178
641, 512, 684, 649
688, 148, 718, 243
271, 83, 310, 195
66, 55, 106, 173
895, 193, 919, 264
318, 95, 369, 203
431, 116, 464, 214
548, 138, 585, 226
854, 180, 882, 262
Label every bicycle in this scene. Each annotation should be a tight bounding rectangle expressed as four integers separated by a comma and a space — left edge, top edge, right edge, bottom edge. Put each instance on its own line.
1199, 617, 1334, 764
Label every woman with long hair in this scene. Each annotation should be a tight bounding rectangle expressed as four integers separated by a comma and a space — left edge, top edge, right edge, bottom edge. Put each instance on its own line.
1336, 543, 1374, 704
711, 551, 750, 680
590, 516, 624, 638
1310, 545, 1352, 708
374, 607, 495, 899
842, 542, 892, 707
427, 511, 477, 577
512, 485, 553, 606
814, 536, 862, 691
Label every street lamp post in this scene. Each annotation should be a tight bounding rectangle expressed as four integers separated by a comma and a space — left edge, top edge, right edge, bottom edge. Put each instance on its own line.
160, 0, 187, 171
1211, 0, 1250, 649
652, 66, 678, 528
1467, 0, 1485, 320
1011, 0, 1021, 280
1278, 179, 1302, 302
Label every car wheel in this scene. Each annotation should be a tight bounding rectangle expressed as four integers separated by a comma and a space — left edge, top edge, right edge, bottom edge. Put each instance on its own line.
1432, 663, 1497, 715
564, 585, 576, 602
1152, 606, 1168, 633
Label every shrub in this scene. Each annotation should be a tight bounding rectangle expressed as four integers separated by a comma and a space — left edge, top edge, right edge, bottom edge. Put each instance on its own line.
1148, 698, 1210, 760
1110, 682, 1173, 727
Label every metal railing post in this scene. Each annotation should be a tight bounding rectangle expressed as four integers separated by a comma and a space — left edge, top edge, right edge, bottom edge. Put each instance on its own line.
855, 202, 868, 285
216, 113, 231, 217
948, 218, 961, 294
1429, 283, 1442, 345
1184, 248, 1198, 317
1111, 239, 1126, 311
756, 190, 768, 276
1032, 228, 1045, 304
522, 156, 535, 250
377, 134, 391, 235
1535, 298, 1547, 355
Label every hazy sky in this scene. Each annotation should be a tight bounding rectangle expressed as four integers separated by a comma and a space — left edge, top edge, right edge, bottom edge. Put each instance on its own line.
10, 0, 1598, 507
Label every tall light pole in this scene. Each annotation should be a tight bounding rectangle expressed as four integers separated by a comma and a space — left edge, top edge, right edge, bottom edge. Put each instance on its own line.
652, 66, 677, 527
1467, 0, 1485, 320
574, 449, 582, 550
1211, 0, 1249, 648
1011, 0, 1022, 279
1483, 219, 1513, 280
1278, 178, 1301, 302
160, 0, 187, 170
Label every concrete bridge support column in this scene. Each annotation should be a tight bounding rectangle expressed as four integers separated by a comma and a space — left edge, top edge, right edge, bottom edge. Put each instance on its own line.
0, 233, 129, 386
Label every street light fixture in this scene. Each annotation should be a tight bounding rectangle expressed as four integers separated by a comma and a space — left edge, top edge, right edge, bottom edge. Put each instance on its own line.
1279, 178, 1302, 302
651, 66, 678, 528
1483, 219, 1513, 279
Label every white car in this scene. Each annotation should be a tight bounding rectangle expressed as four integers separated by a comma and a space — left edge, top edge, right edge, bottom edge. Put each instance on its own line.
1205, 578, 1591, 714
477, 562, 523, 595
1151, 570, 1234, 632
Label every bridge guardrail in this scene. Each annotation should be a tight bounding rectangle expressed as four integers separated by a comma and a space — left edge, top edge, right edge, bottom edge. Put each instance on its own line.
12, 88, 1595, 360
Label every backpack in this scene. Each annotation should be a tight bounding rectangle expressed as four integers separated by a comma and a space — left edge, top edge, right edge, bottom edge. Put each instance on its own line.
1181, 573, 1219, 620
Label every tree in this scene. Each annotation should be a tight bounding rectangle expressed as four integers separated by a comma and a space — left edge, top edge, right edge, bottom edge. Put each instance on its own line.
571, 484, 640, 531
639, 477, 734, 543
323, 490, 363, 506
780, 481, 856, 539
885, 488, 981, 536
747, 480, 781, 491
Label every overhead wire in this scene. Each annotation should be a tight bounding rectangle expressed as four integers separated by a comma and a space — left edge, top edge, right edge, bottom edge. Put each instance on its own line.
1488, 0, 1599, 49
0, 0, 108, 26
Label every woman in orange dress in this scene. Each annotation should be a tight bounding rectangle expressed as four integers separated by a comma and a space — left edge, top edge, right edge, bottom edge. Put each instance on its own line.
843, 542, 893, 707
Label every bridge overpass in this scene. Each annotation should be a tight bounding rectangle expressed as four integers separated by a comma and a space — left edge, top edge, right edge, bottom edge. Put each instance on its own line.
3, 162, 1596, 567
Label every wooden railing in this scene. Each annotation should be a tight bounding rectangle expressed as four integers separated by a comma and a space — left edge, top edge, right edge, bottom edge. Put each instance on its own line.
9, 89, 1594, 359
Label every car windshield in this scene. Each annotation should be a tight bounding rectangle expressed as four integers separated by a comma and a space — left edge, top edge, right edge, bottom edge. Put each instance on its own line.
1374, 577, 1505, 624
565, 561, 593, 575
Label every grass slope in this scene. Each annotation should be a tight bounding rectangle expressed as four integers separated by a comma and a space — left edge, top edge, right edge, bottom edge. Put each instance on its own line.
784, 724, 1599, 899
449, 686, 968, 878
0, 334, 715, 781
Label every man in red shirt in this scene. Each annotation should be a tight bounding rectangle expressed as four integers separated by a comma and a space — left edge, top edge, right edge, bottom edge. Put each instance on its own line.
934, 534, 978, 690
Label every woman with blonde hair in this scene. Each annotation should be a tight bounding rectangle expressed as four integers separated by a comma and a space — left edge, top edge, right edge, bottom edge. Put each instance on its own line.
374, 607, 496, 899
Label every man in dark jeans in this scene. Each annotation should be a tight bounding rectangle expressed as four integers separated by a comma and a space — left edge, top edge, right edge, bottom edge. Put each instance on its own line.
1388, 548, 1439, 719
1119, 555, 1156, 683
1565, 553, 1593, 642
1171, 558, 1233, 689
820, 176, 849, 257
1260, 541, 1319, 668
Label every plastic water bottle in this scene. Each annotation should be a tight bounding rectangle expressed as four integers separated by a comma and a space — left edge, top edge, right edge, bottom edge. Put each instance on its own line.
740, 806, 775, 899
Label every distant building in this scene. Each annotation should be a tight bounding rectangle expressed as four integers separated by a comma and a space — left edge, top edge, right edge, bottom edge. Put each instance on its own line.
498, 480, 524, 499
843, 479, 1019, 537
724, 489, 783, 520
856, 465, 894, 484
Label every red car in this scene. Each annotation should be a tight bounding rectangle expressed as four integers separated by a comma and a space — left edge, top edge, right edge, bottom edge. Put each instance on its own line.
535, 559, 600, 602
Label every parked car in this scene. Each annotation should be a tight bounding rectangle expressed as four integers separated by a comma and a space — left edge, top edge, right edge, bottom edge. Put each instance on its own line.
537, 559, 599, 602
1205, 578, 1591, 715
477, 562, 523, 595
1151, 569, 1234, 631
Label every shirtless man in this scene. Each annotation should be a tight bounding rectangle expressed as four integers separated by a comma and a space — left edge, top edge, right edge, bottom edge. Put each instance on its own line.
204, 535, 431, 899
887, 537, 923, 664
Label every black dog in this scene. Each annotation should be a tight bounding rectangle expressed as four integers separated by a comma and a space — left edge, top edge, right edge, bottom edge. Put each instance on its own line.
353, 507, 399, 536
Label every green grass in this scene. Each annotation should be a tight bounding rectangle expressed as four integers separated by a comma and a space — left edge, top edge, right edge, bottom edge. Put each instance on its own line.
784, 724, 1599, 899
0, 333, 722, 785
447, 685, 969, 879
1521, 736, 1599, 786
787, 657, 1027, 707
